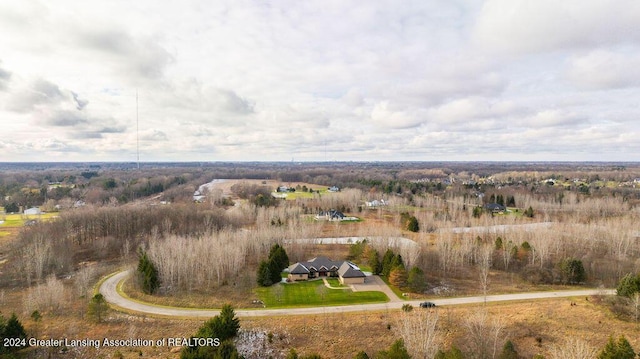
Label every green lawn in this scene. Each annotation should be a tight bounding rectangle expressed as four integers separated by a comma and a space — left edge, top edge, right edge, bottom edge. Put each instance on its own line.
0, 213, 58, 227
379, 276, 409, 301
325, 278, 346, 287
272, 189, 330, 201
255, 280, 388, 308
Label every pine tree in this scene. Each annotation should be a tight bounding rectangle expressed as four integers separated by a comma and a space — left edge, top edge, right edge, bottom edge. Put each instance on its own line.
257, 260, 273, 287
137, 249, 159, 294
389, 267, 408, 289
269, 244, 289, 272
183, 305, 241, 359
616, 336, 636, 359
499, 340, 518, 359
616, 273, 640, 298
268, 258, 283, 285
369, 249, 382, 275
560, 258, 586, 284
406, 216, 420, 232
381, 249, 395, 277
390, 254, 405, 271
87, 293, 109, 323
377, 339, 411, 359
598, 335, 636, 359
0, 313, 28, 353
407, 266, 427, 293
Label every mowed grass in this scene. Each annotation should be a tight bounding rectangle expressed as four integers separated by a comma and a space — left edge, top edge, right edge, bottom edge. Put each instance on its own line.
272, 189, 330, 200
255, 280, 388, 308
0, 212, 58, 227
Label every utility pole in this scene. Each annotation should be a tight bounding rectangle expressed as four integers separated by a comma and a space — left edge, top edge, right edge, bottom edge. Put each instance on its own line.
136, 90, 140, 170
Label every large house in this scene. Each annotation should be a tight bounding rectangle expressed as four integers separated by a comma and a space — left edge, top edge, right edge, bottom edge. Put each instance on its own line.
315, 209, 345, 221
287, 256, 366, 284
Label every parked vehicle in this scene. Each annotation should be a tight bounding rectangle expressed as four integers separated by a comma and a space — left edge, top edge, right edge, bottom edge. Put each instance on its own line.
419, 301, 436, 308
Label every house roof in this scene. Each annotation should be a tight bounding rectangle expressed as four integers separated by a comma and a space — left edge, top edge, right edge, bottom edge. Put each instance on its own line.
305, 256, 340, 271
338, 261, 366, 278
484, 203, 506, 211
288, 262, 310, 274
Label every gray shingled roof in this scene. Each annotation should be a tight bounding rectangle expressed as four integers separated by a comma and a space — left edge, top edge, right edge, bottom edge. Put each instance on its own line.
305, 256, 341, 271
288, 262, 310, 274
337, 261, 366, 278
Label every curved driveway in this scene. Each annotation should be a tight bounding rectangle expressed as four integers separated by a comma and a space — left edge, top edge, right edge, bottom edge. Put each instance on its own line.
100, 270, 615, 318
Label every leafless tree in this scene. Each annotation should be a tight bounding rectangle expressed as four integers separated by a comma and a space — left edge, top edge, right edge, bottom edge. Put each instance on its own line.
548, 337, 597, 359
395, 308, 440, 359
463, 309, 505, 359
478, 245, 492, 301
25, 274, 66, 314
74, 265, 96, 298
21, 234, 52, 285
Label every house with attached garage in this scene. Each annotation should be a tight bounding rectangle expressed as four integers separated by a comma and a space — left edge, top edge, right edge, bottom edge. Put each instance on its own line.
287, 256, 366, 284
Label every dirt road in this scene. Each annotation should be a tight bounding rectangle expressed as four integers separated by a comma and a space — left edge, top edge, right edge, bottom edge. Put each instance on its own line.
99, 270, 615, 318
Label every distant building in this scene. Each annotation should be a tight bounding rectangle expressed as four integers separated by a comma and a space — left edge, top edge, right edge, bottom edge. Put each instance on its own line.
484, 203, 506, 213
365, 199, 387, 207
24, 207, 42, 215
315, 209, 345, 221
328, 186, 340, 192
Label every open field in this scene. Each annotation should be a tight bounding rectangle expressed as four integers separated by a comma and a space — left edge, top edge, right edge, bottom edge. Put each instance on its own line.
0, 212, 59, 227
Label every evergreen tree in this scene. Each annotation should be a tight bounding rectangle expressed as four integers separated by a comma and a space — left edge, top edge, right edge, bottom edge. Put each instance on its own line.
389, 267, 408, 288
87, 293, 109, 323
268, 258, 284, 285
435, 345, 464, 359
406, 216, 420, 232
354, 351, 370, 359
407, 266, 427, 293
369, 249, 382, 275
390, 254, 405, 271
616, 273, 640, 298
616, 336, 636, 359
381, 249, 395, 277
182, 305, 241, 359
499, 340, 518, 359
257, 260, 273, 287
287, 348, 300, 359
560, 258, 586, 284
269, 244, 290, 272
0, 313, 28, 354
524, 206, 535, 218
137, 249, 159, 294
598, 335, 636, 359
376, 339, 411, 359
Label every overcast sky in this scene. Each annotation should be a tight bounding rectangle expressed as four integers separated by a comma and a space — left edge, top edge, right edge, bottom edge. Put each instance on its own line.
1, 1, 639, 162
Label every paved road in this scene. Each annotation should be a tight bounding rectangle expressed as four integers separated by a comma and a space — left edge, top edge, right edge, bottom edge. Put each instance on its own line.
99, 270, 615, 318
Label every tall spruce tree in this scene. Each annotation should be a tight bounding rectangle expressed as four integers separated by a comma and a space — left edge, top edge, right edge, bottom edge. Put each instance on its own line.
137, 249, 159, 294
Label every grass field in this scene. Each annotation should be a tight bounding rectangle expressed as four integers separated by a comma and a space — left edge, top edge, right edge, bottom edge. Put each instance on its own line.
255, 280, 388, 308
0, 212, 58, 227
272, 189, 330, 200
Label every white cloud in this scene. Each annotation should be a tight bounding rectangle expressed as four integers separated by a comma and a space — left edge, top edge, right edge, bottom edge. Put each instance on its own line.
473, 0, 640, 54
566, 49, 640, 89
